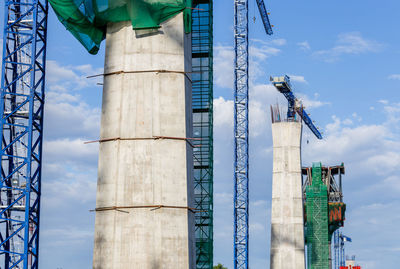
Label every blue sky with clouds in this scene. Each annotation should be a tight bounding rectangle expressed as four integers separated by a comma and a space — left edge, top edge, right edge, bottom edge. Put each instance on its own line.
2, 0, 400, 268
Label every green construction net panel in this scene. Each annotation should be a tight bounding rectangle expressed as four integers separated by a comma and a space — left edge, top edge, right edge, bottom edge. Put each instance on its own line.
49, 0, 192, 54
306, 162, 329, 269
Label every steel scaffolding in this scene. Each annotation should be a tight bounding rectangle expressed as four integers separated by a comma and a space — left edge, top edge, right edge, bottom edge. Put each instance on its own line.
303, 164, 346, 269
305, 163, 329, 269
0, 0, 48, 268
192, 1, 214, 268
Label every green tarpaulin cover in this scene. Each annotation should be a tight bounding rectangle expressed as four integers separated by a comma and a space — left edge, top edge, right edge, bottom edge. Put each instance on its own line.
49, 0, 192, 54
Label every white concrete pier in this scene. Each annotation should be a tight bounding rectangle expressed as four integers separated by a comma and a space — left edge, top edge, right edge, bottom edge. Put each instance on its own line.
270, 121, 305, 269
93, 13, 195, 269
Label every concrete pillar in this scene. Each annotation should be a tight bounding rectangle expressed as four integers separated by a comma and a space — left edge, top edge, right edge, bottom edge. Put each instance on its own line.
270, 121, 305, 269
93, 13, 195, 269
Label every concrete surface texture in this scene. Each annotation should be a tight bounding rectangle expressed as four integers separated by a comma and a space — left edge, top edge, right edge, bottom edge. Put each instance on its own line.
270, 121, 306, 269
92, 13, 195, 269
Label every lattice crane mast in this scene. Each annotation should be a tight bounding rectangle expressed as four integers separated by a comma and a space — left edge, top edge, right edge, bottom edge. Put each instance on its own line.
233, 1, 272, 268
270, 75, 322, 139
339, 233, 352, 267
0, 0, 48, 268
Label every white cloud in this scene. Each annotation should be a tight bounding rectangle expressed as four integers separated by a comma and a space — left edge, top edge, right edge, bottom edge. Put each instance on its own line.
43, 167, 97, 206
44, 96, 101, 139
46, 60, 103, 91
250, 45, 280, 61
269, 38, 287, 46
249, 43, 281, 81
382, 102, 400, 125
251, 83, 281, 104
250, 222, 265, 231
46, 60, 80, 84
297, 41, 311, 51
302, 102, 400, 179
342, 118, 353, 125
213, 97, 233, 127
213, 45, 234, 89
214, 41, 283, 89
297, 93, 329, 109
215, 192, 233, 203
388, 74, 400, 80
287, 74, 307, 83
345, 201, 400, 268
304, 120, 389, 165
44, 138, 98, 165
42, 227, 93, 246
251, 199, 268, 207
37, 59, 103, 268
251, 38, 287, 47
46, 90, 80, 103
249, 98, 269, 137
314, 32, 383, 62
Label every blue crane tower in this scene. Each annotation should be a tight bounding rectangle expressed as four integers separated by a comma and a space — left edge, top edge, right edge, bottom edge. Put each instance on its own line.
270, 75, 323, 139
338, 233, 352, 267
233, 0, 272, 268
0, 0, 48, 268
333, 232, 352, 268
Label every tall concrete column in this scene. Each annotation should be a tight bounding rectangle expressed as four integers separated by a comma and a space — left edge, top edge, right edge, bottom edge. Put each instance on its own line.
93, 13, 195, 269
270, 121, 305, 269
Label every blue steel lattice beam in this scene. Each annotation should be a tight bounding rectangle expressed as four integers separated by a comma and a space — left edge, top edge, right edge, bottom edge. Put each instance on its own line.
0, 0, 48, 268
255, 0, 273, 35
233, 0, 250, 267
270, 75, 323, 139
233, 0, 272, 268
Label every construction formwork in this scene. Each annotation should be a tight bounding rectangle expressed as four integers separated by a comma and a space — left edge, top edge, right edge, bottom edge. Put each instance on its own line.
306, 163, 329, 269
192, 1, 214, 268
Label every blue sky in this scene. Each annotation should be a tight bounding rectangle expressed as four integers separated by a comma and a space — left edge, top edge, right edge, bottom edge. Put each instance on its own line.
2, 0, 400, 268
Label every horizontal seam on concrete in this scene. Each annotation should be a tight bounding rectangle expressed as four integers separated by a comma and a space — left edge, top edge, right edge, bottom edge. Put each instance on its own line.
91, 205, 198, 214
87, 69, 194, 83
84, 136, 201, 148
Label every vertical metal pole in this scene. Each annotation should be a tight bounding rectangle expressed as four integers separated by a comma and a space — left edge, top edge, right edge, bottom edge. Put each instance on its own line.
334, 230, 339, 269
340, 233, 345, 267
339, 168, 342, 202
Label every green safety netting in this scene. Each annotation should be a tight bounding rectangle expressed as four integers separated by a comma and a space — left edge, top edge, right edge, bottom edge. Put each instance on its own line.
306, 162, 329, 269
49, 0, 192, 54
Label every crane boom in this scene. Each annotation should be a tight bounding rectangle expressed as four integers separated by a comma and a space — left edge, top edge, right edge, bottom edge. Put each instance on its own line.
270, 75, 323, 139
255, 0, 273, 35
